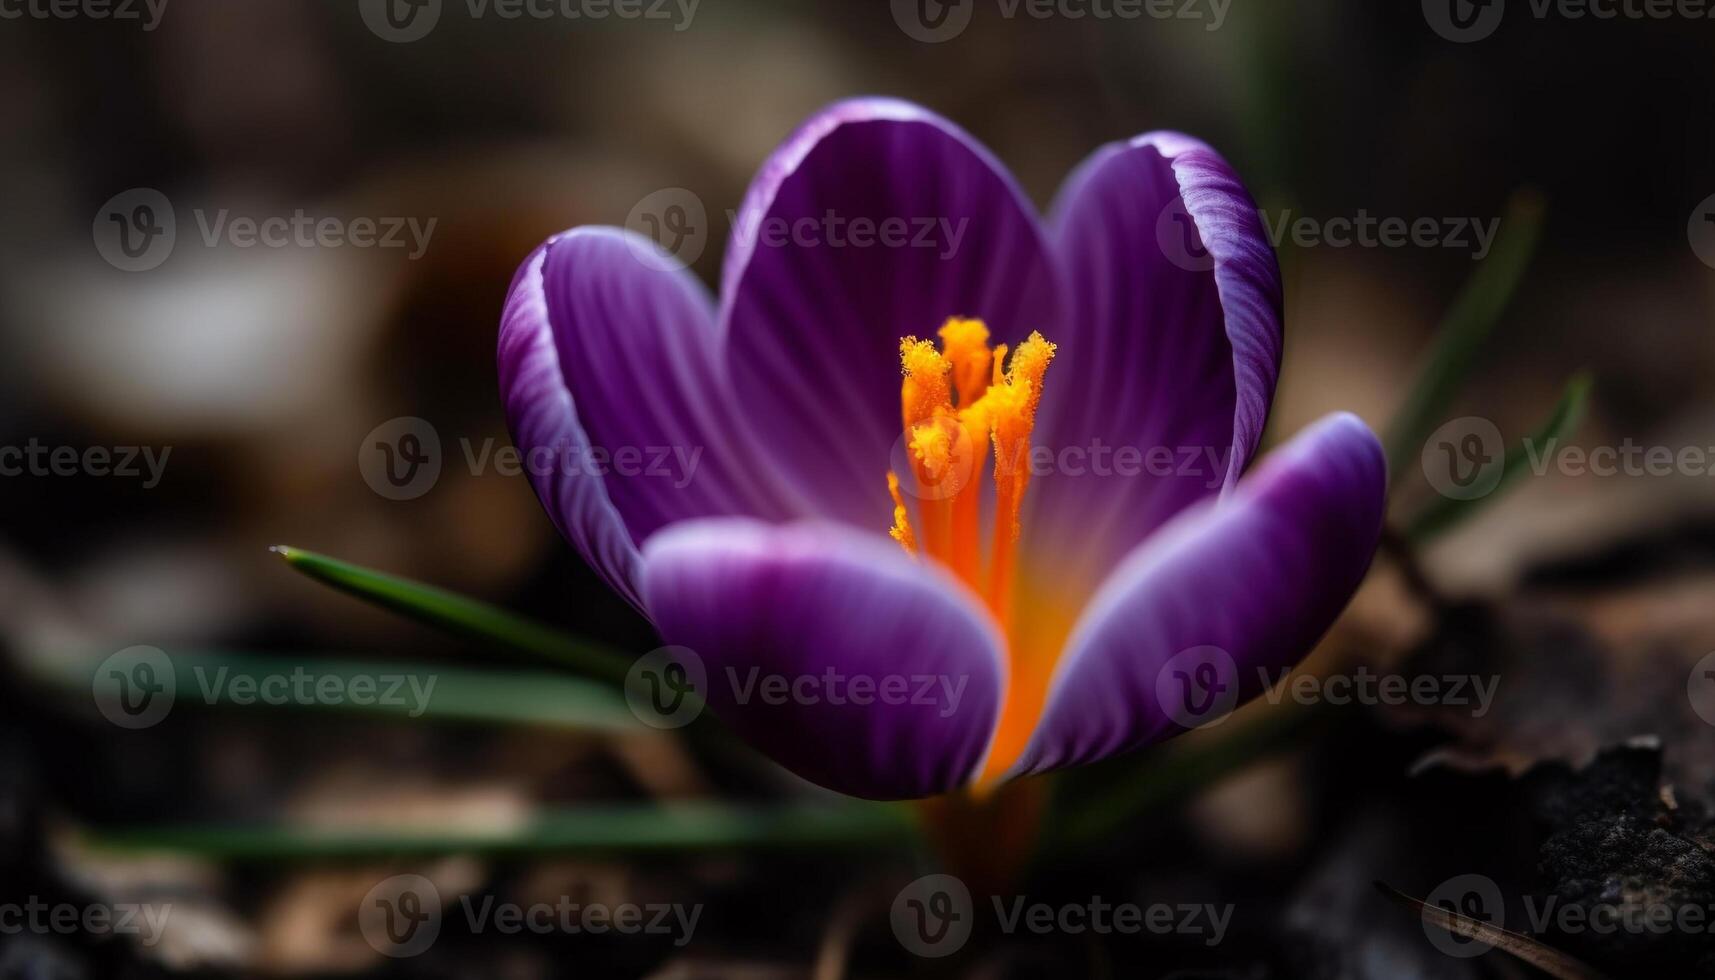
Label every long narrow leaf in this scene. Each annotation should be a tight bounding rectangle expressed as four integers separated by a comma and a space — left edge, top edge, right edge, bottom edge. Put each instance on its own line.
272, 545, 631, 685
1384, 190, 1547, 480
1408, 371, 1592, 541
77, 803, 919, 860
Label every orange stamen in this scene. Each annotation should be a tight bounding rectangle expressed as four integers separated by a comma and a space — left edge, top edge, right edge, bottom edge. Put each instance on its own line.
883, 323, 1058, 784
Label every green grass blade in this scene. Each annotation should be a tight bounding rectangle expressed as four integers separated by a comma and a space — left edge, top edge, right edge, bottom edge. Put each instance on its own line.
271, 545, 631, 685
1408, 371, 1592, 541
1384, 189, 1547, 481
76, 802, 919, 861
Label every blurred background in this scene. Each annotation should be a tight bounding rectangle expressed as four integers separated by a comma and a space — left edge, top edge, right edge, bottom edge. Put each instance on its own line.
2, 0, 1714, 976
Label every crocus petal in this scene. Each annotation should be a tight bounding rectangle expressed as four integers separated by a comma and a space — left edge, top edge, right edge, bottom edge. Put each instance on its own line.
640, 518, 1005, 800
498, 229, 801, 607
1026, 133, 1282, 585
1010, 413, 1384, 777
720, 98, 1060, 528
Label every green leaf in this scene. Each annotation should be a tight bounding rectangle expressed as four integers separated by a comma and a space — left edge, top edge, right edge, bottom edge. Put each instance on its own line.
76, 802, 919, 861
271, 545, 631, 686
1384, 189, 1547, 481
79, 649, 642, 732
1408, 371, 1592, 541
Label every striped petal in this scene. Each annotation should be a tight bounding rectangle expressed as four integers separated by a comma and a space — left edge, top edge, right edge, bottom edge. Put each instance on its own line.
1012, 413, 1385, 776
498, 228, 801, 606
641, 518, 1005, 799
1026, 133, 1282, 587
719, 98, 1060, 529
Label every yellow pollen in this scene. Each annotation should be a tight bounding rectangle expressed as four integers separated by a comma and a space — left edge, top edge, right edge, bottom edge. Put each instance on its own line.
937, 317, 993, 406
899, 337, 952, 429
882, 321, 1058, 786
887, 471, 916, 554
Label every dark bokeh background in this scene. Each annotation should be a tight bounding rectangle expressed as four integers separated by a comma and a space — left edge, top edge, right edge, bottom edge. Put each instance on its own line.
2, 0, 1714, 976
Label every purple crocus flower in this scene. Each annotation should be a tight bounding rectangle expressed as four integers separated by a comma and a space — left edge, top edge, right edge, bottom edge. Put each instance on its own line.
498, 98, 1386, 801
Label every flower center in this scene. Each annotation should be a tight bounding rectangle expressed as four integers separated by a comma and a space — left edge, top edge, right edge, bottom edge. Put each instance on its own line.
885, 318, 1058, 783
